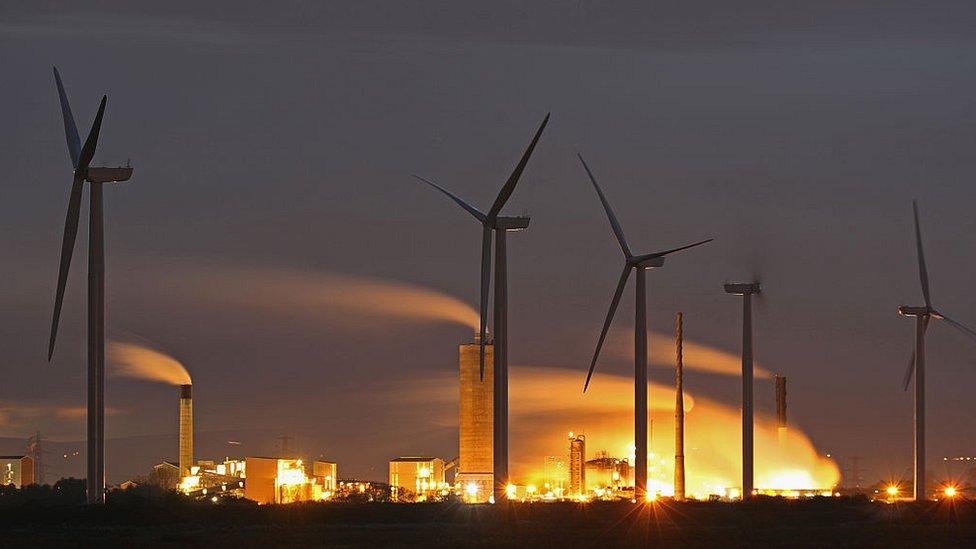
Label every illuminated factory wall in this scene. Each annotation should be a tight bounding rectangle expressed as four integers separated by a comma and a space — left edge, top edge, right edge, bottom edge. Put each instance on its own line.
244, 457, 313, 504
0, 456, 34, 488
389, 457, 447, 502
312, 461, 337, 493
457, 339, 494, 503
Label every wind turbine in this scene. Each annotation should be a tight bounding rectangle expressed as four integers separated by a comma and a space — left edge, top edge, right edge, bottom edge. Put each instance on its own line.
898, 200, 976, 501
413, 113, 549, 501
47, 67, 133, 504
578, 154, 712, 501
724, 281, 761, 500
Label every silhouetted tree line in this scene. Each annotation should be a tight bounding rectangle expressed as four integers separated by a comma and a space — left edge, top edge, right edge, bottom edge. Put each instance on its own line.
0, 478, 86, 507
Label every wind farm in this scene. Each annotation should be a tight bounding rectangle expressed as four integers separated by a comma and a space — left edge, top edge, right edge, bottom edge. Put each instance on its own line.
4, 2, 976, 546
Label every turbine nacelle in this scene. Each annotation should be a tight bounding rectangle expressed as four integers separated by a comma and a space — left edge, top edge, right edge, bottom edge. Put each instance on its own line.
724, 282, 761, 296
85, 166, 133, 183
898, 305, 941, 319
628, 255, 664, 268
493, 216, 530, 231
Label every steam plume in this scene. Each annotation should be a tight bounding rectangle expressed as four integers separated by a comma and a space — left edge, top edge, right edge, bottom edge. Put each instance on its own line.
146, 264, 480, 332
108, 341, 191, 385
609, 330, 773, 379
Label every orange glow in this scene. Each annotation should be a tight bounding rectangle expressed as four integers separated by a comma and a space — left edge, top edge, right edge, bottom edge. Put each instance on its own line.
886, 485, 899, 496
943, 486, 958, 498
398, 366, 840, 498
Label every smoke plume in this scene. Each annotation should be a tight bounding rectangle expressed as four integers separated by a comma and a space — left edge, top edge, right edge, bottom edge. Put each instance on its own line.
143, 264, 480, 333
108, 341, 191, 386
607, 330, 773, 379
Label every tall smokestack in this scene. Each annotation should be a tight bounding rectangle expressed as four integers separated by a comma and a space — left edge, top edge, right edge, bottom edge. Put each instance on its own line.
179, 384, 193, 476
674, 312, 686, 501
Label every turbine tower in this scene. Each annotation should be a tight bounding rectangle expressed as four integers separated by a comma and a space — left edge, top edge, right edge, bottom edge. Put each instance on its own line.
413, 113, 549, 501
724, 281, 760, 501
578, 154, 711, 501
47, 67, 133, 504
898, 200, 976, 501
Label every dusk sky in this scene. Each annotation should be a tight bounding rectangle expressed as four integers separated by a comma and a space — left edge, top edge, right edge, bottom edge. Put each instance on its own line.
3, 1, 976, 484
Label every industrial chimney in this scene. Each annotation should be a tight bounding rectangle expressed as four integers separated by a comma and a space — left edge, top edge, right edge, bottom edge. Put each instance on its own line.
775, 375, 787, 445
674, 312, 686, 501
179, 384, 193, 476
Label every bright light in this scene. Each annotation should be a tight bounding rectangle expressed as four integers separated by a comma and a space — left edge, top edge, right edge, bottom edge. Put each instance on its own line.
728, 488, 741, 500
418, 467, 431, 478
526, 484, 537, 494
465, 482, 479, 496
944, 486, 958, 498
886, 485, 899, 496
646, 492, 657, 502
506, 484, 517, 498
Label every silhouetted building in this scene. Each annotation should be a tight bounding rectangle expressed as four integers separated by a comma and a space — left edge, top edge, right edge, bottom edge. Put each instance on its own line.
457, 338, 494, 503
585, 451, 629, 492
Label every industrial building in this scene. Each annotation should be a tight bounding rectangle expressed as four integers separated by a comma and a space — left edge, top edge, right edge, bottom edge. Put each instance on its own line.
0, 455, 34, 488
389, 456, 448, 502
243, 457, 336, 504
585, 452, 630, 493
544, 455, 568, 497
569, 432, 586, 497
457, 338, 494, 503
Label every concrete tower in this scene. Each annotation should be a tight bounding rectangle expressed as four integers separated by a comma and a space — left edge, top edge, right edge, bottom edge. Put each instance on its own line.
179, 384, 193, 477
569, 432, 586, 497
457, 338, 494, 503
775, 375, 787, 445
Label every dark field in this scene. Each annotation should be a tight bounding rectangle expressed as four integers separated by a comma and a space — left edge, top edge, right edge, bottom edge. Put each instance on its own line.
2, 497, 976, 547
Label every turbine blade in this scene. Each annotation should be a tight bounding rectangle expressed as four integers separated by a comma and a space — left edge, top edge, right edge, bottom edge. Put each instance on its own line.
902, 316, 930, 391
638, 238, 714, 261
940, 314, 976, 344
583, 264, 632, 392
48, 176, 85, 360
412, 175, 486, 222
487, 113, 550, 221
901, 350, 915, 392
577, 154, 632, 258
53, 67, 81, 168
913, 201, 932, 309
479, 226, 492, 380
77, 95, 107, 171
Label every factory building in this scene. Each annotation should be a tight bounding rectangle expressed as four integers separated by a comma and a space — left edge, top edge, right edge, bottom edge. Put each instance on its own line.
177, 458, 247, 496
569, 433, 586, 496
585, 452, 630, 492
0, 455, 34, 488
243, 457, 335, 504
312, 460, 338, 493
544, 455, 568, 497
457, 338, 494, 503
389, 456, 448, 502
